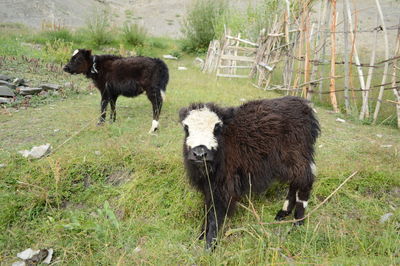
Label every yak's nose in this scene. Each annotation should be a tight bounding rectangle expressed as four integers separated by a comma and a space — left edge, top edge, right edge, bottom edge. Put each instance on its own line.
63, 65, 70, 72
192, 146, 207, 160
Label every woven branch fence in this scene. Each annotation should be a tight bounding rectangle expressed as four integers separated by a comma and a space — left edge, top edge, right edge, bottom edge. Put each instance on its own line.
202, 0, 400, 128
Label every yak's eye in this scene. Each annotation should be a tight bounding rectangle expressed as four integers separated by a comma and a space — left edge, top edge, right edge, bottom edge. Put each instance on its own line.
183, 124, 189, 134
214, 122, 223, 135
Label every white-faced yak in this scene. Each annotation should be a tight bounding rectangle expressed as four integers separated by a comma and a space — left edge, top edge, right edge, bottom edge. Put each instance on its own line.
179, 96, 320, 250
63, 49, 169, 133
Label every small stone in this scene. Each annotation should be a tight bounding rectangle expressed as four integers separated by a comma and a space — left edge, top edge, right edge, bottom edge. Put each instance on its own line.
0, 163, 5, 168
178, 66, 187, 70
18, 144, 51, 159
0, 80, 16, 89
376, 134, 383, 138
0, 74, 12, 81
0, 86, 15, 97
163, 54, 178, 60
11, 261, 25, 266
38, 90, 49, 97
54, 129, 60, 133
239, 98, 246, 102
19, 87, 43, 95
94, 151, 101, 156
40, 83, 61, 91
0, 97, 12, 104
133, 247, 142, 253
380, 144, 393, 148
336, 118, 346, 123
13, 78, 26, 86
380, 213, 393, 223
318, 144, 324, 148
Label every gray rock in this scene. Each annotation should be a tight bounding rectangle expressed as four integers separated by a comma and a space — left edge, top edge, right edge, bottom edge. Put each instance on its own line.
40, 83, 61, 91
0, 80, 16, 90
19, 87, 43, 95
38, 90, 49, 97
0, 86, 15, 97
18, 144, 51, 159
0, 74, 12, 81
380, 213, 393, 223
0, 97, 12, 104
13, 78, 26, 86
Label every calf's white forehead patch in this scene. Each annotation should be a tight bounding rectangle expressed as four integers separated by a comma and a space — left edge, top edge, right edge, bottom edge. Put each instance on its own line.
182, 107, 222, 150
72, 49, 79, 56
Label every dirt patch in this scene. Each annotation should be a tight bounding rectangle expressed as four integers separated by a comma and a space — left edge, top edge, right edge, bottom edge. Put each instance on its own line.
106, 168, 132, 186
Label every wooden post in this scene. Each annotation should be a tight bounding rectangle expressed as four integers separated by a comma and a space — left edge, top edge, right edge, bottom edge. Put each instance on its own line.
329, 0, 339, 112
318, 0, 332, 100
361, 15, 379, 120
304, 5, 312, 100
391, 18, 400, 128
345, 0, 366, 116
372, 0, 390, 124
343, 0, 351, 114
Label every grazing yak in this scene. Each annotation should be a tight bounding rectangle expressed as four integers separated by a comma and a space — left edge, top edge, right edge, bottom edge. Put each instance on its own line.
63, 49, 169, 133
179, 96, 320, 250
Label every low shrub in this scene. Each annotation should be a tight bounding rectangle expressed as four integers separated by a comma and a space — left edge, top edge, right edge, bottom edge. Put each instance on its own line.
121, 22, 147, 46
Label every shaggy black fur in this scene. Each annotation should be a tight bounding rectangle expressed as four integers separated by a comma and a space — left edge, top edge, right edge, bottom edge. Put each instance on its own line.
179, 96, 320, 250
63, 49, 169, 131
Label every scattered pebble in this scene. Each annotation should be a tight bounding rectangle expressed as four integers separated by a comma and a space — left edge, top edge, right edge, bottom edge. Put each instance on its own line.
178, 66, 187, 70
376, 134, 383, 138
54, 129, 60, 133
380, 144, 393, 148
380, 213, 393, 223
94, 151, 101, 156
318, 144, 324, 148
18, 144, 51, 159
239, 98, 246, 102
335, 118, 346, 123
163, 54, 178, 60
13, 248, 53, 265
134, 247, 142, 253
0, 163, 6, 168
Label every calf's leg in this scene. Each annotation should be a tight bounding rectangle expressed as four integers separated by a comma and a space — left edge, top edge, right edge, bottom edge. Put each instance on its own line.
110, 96, 118, 122
147, 88, 163, 133
275, 183, 297, 220
98, 96, 109, 125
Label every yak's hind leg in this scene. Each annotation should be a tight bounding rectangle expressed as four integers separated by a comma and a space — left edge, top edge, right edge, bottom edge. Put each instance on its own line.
293, 165, 315, 225
109, 96, 118, 122
275, 183, 297, 221
147, 88, 163, 133
98, 95, 109, 125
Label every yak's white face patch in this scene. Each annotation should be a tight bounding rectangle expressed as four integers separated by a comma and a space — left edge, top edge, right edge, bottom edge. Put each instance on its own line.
182, 107, 222, 150
72, 49, 79, 56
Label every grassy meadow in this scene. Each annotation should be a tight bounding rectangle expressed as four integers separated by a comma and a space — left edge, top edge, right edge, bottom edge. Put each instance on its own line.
0, 24, 400, 265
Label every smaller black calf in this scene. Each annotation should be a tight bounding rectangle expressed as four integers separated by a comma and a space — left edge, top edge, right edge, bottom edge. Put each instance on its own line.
63, 49, 169, 133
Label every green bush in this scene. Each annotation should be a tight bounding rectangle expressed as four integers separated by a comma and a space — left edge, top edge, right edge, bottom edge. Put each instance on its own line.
43, 39, 73, 63
85, 9, 114, 46
181, 0, 227, 53
121, 22, 147, 46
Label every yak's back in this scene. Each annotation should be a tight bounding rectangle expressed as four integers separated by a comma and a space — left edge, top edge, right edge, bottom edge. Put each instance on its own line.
224, 96, 320, 155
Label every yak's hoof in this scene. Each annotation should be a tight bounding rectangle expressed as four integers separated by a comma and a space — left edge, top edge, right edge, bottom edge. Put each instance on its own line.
293, 219, 304, 227
275, 210, 290, 221
148, 120, 159, 134
97, 120, 105, 126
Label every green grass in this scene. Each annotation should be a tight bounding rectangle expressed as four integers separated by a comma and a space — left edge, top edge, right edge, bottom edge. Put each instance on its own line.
0, 31, 399, 264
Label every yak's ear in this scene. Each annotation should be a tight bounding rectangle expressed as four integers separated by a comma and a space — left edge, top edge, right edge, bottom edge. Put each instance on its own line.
82, 49, 92, 58
221, 107, 236, 124
178, 107, 188, 123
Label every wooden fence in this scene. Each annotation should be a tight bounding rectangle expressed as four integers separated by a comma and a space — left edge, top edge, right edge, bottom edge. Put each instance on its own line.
202, 0, 400, 128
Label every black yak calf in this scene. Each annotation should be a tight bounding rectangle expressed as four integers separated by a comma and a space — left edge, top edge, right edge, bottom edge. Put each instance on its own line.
179, 96, 320, 249
63, 49, 169, 133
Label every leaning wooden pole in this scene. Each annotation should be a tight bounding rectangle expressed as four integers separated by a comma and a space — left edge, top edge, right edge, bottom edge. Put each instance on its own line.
372, 0, 390, 124
391, 18, 400, 128
329, 0, 339, 112
343, 0, 351, 114
345, 0, 366, 117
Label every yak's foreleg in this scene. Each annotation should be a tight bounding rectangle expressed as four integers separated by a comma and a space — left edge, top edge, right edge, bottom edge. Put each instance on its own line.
204, 193, 227, 251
